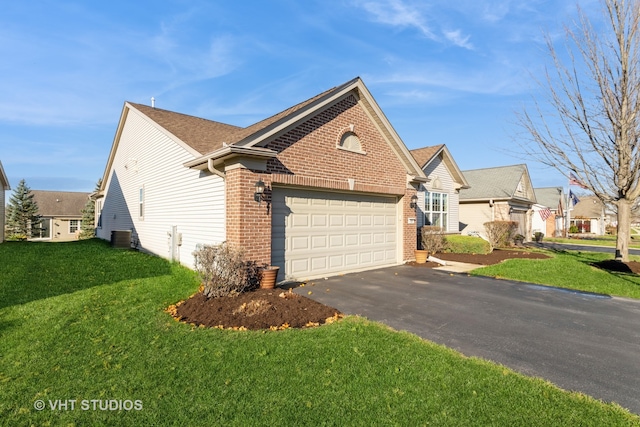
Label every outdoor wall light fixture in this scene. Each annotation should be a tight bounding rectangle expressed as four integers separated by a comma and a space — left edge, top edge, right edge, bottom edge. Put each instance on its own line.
254, 179, 266, 204
410, 194, 418, 209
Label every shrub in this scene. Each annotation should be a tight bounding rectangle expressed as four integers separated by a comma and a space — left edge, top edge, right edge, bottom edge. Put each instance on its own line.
533, 232, 544, 242
444, 235, 491, 254
420, 226, 447, 254
192, 242, 260, 298
483, 221, 518, 249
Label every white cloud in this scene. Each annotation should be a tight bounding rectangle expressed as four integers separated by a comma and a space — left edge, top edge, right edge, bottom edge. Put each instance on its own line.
354, 0, 475, 50
356, 0, 436, 39
443, 29, 473, 49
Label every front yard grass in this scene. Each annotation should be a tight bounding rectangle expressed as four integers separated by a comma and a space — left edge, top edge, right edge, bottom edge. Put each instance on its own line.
472, 250, 640, 299
0, 239, 638, 426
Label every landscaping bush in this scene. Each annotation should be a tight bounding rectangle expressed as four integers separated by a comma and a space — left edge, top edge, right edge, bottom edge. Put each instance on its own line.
483, 221, 518, 249
192, 242, 260, 298
533, 231, 544, 242
444, 235, 491, 254
420, 226, 447, 254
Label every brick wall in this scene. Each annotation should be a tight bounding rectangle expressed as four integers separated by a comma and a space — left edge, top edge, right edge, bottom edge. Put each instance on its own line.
226, 93, 418, 265
225, 168, 272, 266
265, 95, 407, 192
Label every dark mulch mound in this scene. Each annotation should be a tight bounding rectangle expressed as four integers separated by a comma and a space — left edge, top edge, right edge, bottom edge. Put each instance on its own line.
592, 259, 640, 274
409, 249, 551, 266
172, 288, 342, 330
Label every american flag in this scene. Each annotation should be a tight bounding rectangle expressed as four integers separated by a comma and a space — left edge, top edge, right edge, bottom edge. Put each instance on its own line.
569, 172, 588, 189
539, 207, 552, 221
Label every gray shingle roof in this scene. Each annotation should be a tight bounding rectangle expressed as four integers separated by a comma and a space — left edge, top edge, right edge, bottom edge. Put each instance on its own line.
31, 190, 90, 217
534, 187, 563, 210
460, 164, 530, 200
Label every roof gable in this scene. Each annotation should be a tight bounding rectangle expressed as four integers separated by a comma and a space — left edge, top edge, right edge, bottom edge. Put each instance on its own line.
571, 195, 605, 218
101, 77, 426, 184
410, 145, 469, 189
460, 164, 536, 203
31, 190, 90, 217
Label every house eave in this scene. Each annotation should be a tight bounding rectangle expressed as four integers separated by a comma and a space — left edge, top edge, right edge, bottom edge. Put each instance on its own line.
184, 145, 278, 171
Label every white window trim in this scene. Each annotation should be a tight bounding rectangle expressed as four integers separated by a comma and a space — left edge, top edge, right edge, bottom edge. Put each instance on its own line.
69, 219, 80, 234
423, 191, 449, 230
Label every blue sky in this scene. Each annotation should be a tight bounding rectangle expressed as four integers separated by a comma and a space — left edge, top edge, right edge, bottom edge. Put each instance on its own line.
0, 0, 602, 194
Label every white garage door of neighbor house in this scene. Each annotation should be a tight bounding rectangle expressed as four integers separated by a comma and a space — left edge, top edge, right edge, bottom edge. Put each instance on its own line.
272, 188, 398, 281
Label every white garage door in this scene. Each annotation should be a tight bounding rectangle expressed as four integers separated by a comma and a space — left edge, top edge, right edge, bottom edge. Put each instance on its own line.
272, 188, 398, 281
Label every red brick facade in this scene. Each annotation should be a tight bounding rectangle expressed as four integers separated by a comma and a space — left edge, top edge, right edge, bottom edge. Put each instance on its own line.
225, 93, 420, 265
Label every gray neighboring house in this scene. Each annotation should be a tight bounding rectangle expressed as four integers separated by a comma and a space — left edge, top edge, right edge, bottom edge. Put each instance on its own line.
30, 190, 90, 241
459, 164, 537, 240
0, 161, 10, 242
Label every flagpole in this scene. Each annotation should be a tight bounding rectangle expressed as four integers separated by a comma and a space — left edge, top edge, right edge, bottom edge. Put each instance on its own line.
566, 175, 571, 238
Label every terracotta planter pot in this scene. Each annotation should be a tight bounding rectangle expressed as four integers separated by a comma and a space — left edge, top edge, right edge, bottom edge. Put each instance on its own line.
414, 250, 428, 264
259, 266, 280, 289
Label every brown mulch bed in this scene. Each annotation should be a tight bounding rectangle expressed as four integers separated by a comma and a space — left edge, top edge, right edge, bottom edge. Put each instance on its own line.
592, 259, 640, 274
407, 248, 550, 268
170, 288, 342, 331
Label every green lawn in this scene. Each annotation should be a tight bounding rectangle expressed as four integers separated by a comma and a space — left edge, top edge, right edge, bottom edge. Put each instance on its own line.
473, 250, 640, 299
1, 240, 638, 426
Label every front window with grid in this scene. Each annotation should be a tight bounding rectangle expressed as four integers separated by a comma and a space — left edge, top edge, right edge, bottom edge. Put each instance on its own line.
424, 192, 448, 230
69, 219, 80, 233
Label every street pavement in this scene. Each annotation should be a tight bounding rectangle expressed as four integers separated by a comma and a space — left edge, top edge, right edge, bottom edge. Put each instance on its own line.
293, 265, 640, 414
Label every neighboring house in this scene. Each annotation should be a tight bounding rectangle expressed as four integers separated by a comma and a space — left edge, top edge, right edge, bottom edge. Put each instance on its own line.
570, 195, 613, 235
459, 164, 537, 240
410, 144, 470, 233
532, 187, 565, 238
0, 161, 10, 242
96, 77, 427, 281
30, 190, 90, 241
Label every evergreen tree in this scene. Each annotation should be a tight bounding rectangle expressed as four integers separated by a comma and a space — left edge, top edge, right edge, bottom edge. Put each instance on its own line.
5, 179, 41, 240
78, 179, 102, 239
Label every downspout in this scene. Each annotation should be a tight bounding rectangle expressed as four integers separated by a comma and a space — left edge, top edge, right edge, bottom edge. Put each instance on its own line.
207, 158, 225, 178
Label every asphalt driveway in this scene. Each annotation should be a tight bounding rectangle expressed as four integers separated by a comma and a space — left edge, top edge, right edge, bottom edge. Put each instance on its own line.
293, 265, 640, 414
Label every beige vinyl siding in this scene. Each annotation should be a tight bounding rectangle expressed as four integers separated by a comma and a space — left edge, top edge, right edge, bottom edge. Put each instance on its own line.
98, 109, 225, 268
0, 187, 4, 242
418, 156, 460, 233
459, 203, 493, 236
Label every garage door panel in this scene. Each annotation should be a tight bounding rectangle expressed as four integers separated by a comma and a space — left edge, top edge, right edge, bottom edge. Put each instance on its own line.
329, 255, 343, 268
311, 235, 327, 248
312, 215, 327, 226
292, 215, 309, 227
311, 257, 327, 270
345, 234, 358, 246
272, 189, 398, 281
329, 235, 344, 247
345, 253, 359, 266
291, 236, 309, 250
360, 234, 372, 245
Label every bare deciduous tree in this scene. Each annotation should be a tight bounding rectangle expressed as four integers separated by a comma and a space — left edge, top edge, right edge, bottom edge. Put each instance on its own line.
519, 0, 640, 261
